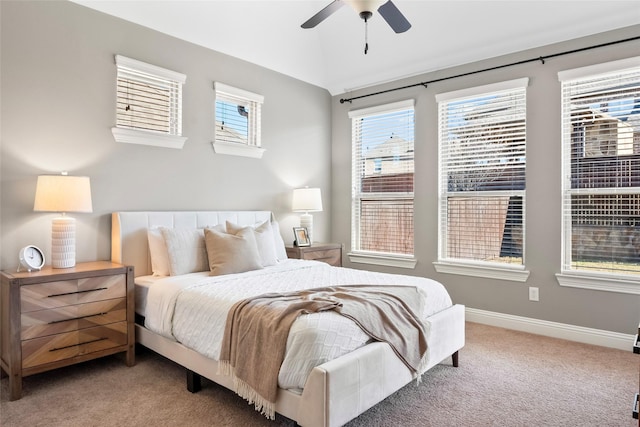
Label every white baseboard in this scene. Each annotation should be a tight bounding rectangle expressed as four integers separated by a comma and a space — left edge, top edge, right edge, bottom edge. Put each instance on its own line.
466, 307, 634, 351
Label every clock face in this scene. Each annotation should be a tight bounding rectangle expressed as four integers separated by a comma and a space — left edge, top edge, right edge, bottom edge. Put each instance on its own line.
20, 245, 45, 271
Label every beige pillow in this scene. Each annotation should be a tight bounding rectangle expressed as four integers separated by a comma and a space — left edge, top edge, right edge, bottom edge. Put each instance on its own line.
226, 220, 278, 267
204, 227, 263, 276
160, 227, 211, 276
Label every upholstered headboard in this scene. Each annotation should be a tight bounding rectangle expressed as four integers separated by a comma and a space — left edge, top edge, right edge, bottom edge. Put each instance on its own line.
111, 211, 273, 277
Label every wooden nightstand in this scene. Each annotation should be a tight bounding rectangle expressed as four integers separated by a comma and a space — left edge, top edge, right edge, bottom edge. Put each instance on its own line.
0, 261, 135, 400
286, 243, 343, 267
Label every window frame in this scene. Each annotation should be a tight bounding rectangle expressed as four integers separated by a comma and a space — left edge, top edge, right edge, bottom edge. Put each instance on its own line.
434, 78, 530, 281
348, 99, 417, 269
213, 82, 265, 159
556, 56, 640, 295
111, 55, 187, 149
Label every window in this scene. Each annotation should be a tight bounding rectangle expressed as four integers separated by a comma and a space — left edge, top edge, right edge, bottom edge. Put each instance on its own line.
213, 82, 264, 158
558, 57, 640, 293
111, 55, 187, 149
349, 100, 416, 268
435, 78, 529, 281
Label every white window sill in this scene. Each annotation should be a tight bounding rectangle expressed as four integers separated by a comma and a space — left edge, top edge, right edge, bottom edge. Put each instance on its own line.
348, 252, 417, 269
433, 260, 530, 282
556, 272, 640, 295
112, 127, 186, 149
212, 141, 265, 159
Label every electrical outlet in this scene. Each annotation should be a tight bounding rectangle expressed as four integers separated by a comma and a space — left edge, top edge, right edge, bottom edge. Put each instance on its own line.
529, 287, 539, 302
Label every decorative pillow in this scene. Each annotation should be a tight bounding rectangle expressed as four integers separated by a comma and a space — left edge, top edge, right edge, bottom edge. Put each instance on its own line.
226, 220, 278, 267
160, 227, 212, 276
204, 227, 263, 276
147, 228, 170, 276
271, 221, 288, 261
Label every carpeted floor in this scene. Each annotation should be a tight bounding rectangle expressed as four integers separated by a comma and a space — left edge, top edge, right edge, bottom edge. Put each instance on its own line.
1, 322, 638, 426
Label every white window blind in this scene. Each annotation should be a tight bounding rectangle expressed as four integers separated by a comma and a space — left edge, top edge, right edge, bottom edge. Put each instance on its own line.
115, 55, 185, 136
437, 79, 528, 267
214, 82, 263, 147
559, 58, 640, 277
350, 100, 415, 257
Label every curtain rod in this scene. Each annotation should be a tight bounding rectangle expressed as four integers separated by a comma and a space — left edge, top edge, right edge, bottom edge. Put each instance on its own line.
339, 35, 640, 104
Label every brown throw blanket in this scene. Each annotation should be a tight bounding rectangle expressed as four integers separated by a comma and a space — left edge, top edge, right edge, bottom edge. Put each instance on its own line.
218, 285, 428, 419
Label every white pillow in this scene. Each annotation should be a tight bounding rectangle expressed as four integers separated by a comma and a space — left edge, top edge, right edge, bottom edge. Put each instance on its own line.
147, 228, 170, 276
226, 220, 278, 267
204, 227, 263, 276
160, 227, 212, 276
271, 221, 288, 261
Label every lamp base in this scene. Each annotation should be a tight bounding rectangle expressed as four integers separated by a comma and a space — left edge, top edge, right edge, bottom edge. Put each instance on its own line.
300, 213, 314, 244
51, 216, 76, 268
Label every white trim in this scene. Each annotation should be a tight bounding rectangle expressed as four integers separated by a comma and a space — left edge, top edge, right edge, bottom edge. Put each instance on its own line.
466, 307, 634, 351
111, 127, 186, 149
348, 252, 417, 269
212, 141, 265, 159
214, 82, 264, 103
348, 99, 415, 118
435, 77, 529, 102
115, 55, 186, 83
433, 261, 530, 282
558, 55, 640, 82
556, 272, 640, 295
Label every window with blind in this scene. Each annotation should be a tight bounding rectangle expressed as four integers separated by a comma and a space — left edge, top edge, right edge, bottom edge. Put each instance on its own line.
435, 78, 529, 280
558, 57, 640, 288
213, 82, 264, 159
111, 55, 187, 149
349, 100, 415, 267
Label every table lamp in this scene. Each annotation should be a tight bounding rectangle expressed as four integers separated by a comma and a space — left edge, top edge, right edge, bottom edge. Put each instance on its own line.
292, 187, 323, 244
33, 173, 93, 268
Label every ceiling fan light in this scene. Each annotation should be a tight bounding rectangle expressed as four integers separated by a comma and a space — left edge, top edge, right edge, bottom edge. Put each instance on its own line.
345, 0, 386, 14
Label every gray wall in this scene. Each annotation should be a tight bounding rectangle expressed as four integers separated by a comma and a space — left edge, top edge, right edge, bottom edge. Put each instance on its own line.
1, 1, 332, 269
331, 25, 640, 335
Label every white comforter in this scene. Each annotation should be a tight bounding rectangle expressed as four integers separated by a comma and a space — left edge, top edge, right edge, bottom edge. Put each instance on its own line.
144, 259, 452, 390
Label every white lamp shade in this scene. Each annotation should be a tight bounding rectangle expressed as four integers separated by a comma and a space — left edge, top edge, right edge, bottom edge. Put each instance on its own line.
345, 0, 386, 13
292, 187, 323, 212
34, 175, 93, 213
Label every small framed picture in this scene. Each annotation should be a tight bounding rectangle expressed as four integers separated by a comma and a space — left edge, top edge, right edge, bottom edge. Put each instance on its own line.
293, 227, 311, 247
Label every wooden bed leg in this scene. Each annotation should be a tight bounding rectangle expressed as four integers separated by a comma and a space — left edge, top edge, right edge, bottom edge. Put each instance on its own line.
186, 369, 202, 393
452, 351, 459, 367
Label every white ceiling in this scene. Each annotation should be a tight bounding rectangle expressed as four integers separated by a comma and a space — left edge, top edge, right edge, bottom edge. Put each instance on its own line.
73, 1, 640, 95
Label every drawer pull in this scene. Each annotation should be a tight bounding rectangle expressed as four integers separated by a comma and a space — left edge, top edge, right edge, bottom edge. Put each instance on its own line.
47, 288, 108, 298
47, 313, 108, 325
49, 337, 108, 352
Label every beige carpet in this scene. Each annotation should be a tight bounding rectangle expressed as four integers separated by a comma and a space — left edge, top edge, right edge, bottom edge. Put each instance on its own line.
2, 322, 638, 426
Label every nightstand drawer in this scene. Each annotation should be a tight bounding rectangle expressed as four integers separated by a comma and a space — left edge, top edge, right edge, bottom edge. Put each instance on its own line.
21, 275, 126, 312
301, 249, 341, 265
21, 298, 127, 340
21, 321, 128, 369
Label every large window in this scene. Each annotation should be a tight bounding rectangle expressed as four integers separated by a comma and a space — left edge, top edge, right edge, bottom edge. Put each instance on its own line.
349, 100, 415, 268
435, 78, 528, 280
213, 82, 264, 158
112, 55, 187, 149
558, 57, 640, 291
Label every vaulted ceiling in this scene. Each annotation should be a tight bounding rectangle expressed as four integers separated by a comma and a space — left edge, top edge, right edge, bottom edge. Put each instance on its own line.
72, 1, 640, 95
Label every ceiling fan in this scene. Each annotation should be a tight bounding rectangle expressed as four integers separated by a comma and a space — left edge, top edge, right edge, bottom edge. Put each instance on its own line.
301, 0, 411, 54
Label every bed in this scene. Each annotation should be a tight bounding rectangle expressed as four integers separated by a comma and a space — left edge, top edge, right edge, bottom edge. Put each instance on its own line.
111, 211, 465, 427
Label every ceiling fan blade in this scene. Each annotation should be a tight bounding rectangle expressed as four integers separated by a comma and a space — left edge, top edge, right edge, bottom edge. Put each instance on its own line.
378, 1, 411, 33
301, 1, 345, 29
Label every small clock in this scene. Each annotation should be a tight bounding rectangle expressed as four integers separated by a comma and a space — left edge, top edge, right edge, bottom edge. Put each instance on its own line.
18, 245, 45, 272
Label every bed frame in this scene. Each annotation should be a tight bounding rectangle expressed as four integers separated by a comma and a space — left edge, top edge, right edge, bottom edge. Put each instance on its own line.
111, 211, 465, 427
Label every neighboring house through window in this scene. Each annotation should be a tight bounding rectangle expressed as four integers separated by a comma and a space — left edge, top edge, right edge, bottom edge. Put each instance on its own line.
435, 78, 529, 281
213, 82, 264, 159
349, 100, 416, 269
111, 55, 187, 149
557, 57, 640, 294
